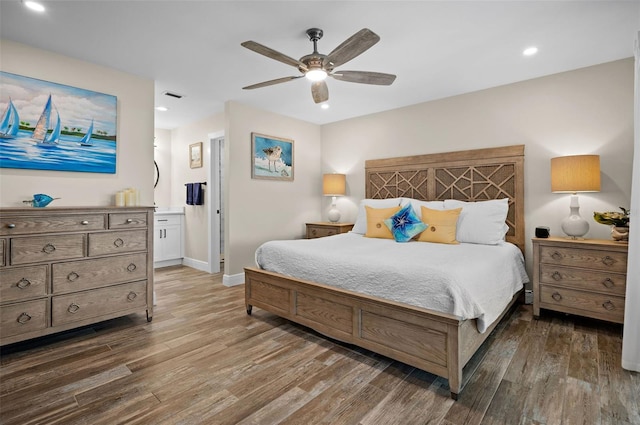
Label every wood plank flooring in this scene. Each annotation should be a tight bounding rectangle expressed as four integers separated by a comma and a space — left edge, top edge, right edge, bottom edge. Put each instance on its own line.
1, 265, 638, 425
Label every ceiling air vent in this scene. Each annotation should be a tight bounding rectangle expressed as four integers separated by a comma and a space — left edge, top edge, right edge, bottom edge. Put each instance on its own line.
163, 91, 184, 99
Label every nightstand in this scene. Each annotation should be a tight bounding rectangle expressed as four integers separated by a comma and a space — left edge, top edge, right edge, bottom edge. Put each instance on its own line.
306, 222, 354, 239
532, 237, 628, 324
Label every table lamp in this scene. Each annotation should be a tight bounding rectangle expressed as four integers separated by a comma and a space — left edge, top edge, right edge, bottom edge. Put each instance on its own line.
551, 155, 600, 239
323, 173, 346, 222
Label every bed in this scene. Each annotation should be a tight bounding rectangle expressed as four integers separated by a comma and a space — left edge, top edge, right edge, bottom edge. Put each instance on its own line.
244, 144, 526, 399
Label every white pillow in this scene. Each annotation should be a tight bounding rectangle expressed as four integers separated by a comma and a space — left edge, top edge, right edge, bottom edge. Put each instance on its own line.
443, 198, 509, 245
401, 198, 445, 219
351, 198, 403, 234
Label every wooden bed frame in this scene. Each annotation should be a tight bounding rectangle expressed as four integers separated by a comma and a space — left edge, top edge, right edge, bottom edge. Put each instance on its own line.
244, 145, 525, 399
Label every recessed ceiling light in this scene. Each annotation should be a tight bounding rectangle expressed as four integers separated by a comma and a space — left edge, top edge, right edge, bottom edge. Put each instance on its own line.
155, 106, 169, 112
320, 103, 330, 110
24, 1, 45, 12
523, 46, 538, 56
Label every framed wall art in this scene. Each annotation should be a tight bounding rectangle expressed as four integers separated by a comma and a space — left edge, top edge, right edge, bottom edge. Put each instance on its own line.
251, 132, 294, 181
189, 142, 203, 168
0, 71, 117, 174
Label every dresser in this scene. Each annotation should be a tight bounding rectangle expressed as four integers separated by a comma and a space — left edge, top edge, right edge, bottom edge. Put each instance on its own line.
306, 222, 354, 239
532, 237, 628, 324
0, 207, 154, 346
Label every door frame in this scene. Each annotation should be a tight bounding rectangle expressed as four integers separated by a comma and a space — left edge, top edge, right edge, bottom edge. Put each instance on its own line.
207, 131, 224, 273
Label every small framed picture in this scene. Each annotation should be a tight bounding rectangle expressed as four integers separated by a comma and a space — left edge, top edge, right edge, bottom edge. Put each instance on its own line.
189, 142, 202, 168
251, 133, 294, 181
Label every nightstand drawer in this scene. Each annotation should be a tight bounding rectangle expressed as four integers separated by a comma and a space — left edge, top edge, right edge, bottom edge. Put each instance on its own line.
307, 226, 339, 239
539, 246, 627, 273
540, 285, 625, 323
539, 265, 626, 296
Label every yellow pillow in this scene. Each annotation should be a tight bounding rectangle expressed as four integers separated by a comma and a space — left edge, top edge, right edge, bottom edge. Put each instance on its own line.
365, 205, 401, 239
418, 207, 462, 244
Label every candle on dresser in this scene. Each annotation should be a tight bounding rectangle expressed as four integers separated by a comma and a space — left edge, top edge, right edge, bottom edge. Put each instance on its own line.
115, 191, 125, 207
125, 189, 136, 206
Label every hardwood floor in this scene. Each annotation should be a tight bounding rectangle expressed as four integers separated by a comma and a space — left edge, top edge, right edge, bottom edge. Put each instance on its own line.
1, 265, 638, 425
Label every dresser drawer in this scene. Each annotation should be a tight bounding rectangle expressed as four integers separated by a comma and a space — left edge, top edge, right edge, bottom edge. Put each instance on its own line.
52, 253, 147, 293
539, 246, 627, 273
88, 230, 147, 256
540, 264, 626, 296
0, 214, 105, 236
108, 213, 148, 229
0, 265, 48, 302
0, 299, 48, 338
10, 234, 85, 265
52, 280, 147, 326
540, 285, 625, 323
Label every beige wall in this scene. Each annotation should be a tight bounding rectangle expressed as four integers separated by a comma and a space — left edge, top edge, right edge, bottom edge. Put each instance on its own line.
322, 59, 634, 272
169, 113, 225, 265
225, 101, 322, 276
0, 40, 154, 207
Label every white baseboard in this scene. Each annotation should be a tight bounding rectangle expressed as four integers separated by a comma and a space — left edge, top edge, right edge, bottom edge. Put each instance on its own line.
223, 272, 245, 287
182, 257, 209, 272
153, 259, 183, 269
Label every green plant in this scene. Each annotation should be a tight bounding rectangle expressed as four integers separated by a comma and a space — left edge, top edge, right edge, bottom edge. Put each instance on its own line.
593, 207, 630, 227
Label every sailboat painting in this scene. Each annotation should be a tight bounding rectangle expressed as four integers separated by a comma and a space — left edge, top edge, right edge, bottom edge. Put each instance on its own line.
0, 71, 117, 173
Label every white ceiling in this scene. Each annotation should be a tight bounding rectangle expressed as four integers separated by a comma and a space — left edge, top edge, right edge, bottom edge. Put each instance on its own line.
1, 1, 638, 130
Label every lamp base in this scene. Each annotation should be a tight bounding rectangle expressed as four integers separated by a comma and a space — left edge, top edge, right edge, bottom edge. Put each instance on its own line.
328, 207, 341, 223
561, 195, 589, 239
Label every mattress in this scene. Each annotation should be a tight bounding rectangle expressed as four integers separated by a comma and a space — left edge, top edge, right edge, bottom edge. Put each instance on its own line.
255, 233, 529, 332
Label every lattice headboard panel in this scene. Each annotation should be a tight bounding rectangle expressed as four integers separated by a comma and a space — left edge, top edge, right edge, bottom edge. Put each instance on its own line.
365, 145, 525, 252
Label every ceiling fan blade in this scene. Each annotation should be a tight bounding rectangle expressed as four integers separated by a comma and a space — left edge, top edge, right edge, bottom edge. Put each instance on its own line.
243, 76, 303, 90
331, 71, 396, 86
325, 29, 380, 69
241, 41, 307, 70
311, 81, 328, 103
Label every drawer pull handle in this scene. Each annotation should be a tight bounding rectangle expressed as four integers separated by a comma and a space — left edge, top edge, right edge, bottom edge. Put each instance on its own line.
551, 292, 563, 302
126, 218, 133, 224
602, 256, 615, 266
312, 229, 317, 235
127, 291, 137, 301
17, 312, 32, 324
42, 243, 56, 254
17, 278, 31, 289
551, 271, 562, 281
602, 278, 615, 289
602, 300, 615, 311
127, 263, 137, 272
68, 303, 80, 314
81, 220, 89, 225
551, 251, 563, 260
7, 223, 16, 229
67, 271, 80, 282
113, 238, 125, 248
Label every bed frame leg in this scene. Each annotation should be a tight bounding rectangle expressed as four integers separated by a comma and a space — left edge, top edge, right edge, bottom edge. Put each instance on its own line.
450, 391, 459, 400
246, 305, 253, 315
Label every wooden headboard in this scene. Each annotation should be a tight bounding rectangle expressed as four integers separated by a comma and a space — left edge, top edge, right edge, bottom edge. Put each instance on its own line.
365, 145, 525, 253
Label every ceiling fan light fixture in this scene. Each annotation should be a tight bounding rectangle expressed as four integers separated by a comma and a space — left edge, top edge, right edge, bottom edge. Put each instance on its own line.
306, 69, 327, 82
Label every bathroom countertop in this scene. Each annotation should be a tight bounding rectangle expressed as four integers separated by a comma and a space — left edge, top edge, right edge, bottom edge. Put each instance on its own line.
154, 207, 185, 216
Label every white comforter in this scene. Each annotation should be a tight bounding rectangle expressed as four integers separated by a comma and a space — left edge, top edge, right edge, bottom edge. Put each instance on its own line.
255, 233, 529, 332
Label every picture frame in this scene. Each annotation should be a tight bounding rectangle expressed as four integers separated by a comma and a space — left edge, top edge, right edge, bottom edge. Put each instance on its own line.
251, 132, 294, 181
189, 142, 202, 168
0, 71, 117, 174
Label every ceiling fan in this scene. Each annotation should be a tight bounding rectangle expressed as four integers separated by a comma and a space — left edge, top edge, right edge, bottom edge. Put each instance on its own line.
241, 28, 396, 104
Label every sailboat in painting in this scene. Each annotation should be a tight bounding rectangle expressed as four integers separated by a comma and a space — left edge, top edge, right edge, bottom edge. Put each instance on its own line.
79, 119, 94, 146
0, 98, 20, 139
32, 94, 61, 145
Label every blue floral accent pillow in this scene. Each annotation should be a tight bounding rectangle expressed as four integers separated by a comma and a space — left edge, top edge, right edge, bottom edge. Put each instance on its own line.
383, 204, 428, 242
